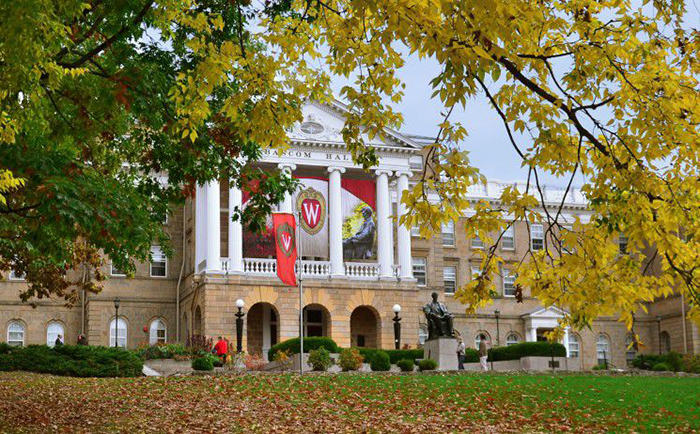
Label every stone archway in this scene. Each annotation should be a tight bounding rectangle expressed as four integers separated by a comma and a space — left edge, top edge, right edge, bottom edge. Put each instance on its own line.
350, 305, 381, 348
303, 304, 331, 338
246, 302, 280, 360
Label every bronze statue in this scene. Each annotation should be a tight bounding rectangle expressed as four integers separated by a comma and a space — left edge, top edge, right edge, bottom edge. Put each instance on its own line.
343, 207, 375, 259
423, 292, 454, 339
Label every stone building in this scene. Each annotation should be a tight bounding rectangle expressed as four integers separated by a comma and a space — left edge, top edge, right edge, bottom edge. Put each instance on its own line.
2, 100, 698, 370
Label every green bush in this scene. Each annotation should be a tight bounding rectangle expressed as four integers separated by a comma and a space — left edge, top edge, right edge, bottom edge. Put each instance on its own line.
0, 343, 18, 355
370, 351, 391, 371
268, 337, 339, 360
338, 348, 364, 371
192, 357, 214, 371
652, 362, 670, 372
0, 345, 143, 377
385, 349, 423, 364
592, 363, 608, 370
397, 359, 415, 372
355, 348, 382, 366
308, 348, 333, 371
138, 343, 189, 360
418, 359, 438, 371
665, 352, 683, 372
631, 352, 683, 372
682, 354, 700, 374
488, 342, 566, 361
463, 348, 480, 363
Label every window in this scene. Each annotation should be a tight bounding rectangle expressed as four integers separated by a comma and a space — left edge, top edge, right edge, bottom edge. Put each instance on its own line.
502, 269, 516, 297
660, 331, 671, 353
411, 225, 420, 237
46, 322, 65, 347
471, 236, 484, 249
502, 226, 515, 250
475, 332, 489, 349
568, 334, 580, 358
8, 270, 25, 281
470, 266, 481, 280
561, 225, 574, 254
596, 333, 611, 366
506, 333, 520, 346
412, 257, 427, 286
531, 224, 544, 251
442, 221, 455, 246
110, 262, 126, 277
418, 325, 429, 345
443, 266, 456, 295
7, 321, 25, 347
149, 319, 167, 344
625, 334, 637, 366
150, 246, 167, 277
304, 308, 324, 337
109, 318, 127, 348
618, 233, 628, 254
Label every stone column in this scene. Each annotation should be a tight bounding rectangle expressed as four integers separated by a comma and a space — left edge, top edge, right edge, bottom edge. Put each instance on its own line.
204, 179, 221, 273
278, 163, 297, 213
327, 166, 346, 278
228, 183, 244, 274
375, 169, 394, 279
395, 171, 413, 280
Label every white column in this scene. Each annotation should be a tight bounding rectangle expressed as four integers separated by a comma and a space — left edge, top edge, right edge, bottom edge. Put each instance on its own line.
195, 184, 206, 273
228, 183, 244, 274
376, 170, 394, 279
278, 163, 297, 213
395, 171, 413, 280
563, 327, 570, 357
528, 327, 538, 342
327, 166, 346, 278
204, 179, 221, 273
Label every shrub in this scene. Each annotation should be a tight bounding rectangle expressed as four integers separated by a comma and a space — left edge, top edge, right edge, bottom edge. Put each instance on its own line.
338, 348, 364, 371
0, 345, 143, 377
268, 337, 339, 360
418, 359, 438, 371
186, 335, 213, 354
244, 353, 267, 371
272, 349, 292, 370
463, 348, 480, 363
137, 343, 188, 360
192, 357, 214, 371
385, 349, 423, 364
488, 342, 566, 361
397, 359, 415, 372
632, 352, 684, 372
308, 348, 333, 371
370, 351, 391, 372
682, 354, 700, 374
0, 343, 18, 355
652, 362, 670, 372
665, 352, 683, 372
592, 363, 608, 370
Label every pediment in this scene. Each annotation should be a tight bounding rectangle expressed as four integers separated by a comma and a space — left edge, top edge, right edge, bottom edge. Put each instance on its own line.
522, 305, 568, 319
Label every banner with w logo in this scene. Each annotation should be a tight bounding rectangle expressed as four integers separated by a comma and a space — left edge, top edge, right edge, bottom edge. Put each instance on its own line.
272, 213, 297, 286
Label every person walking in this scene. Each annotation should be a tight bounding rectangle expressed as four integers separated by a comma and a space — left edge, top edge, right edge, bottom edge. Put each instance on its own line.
54, 334, 64, 346
456, 338, 466, 370
479, 335, 489, 371
214, 336, 228, 364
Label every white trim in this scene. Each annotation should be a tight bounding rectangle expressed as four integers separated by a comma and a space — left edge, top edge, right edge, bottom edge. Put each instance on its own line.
110, 262, 126, 277
109, 318, 128, 348
149, 318, 167, 344
531, 224, 544, 251
8, 270, 25, 281
149, 246, 168, 278
7, 321, 25, 347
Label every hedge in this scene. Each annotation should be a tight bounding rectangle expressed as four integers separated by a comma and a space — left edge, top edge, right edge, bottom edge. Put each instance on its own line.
631, 352, 683, 372
0, 345, 143, 377
487, 342, 566, 362
268, 337, 339, 360
370, 351, 391, 371
463, 348, 480, 363
385, 349, 423, 364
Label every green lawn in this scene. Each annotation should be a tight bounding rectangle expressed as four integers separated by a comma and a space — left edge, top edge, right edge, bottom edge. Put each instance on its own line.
0, 371, 698, 433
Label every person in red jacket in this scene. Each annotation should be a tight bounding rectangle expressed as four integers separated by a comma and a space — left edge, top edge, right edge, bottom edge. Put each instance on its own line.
213, 336, 228, 363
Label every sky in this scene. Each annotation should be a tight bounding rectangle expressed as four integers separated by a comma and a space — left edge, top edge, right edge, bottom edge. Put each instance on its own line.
329, 3, 700, 188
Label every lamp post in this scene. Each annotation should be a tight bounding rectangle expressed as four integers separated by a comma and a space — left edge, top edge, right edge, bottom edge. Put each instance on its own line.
392, 304, 402, 350
494, 310, 501, 346
113, 297, 120, 348
656, 315, 662, 354
235, 299, 245, 353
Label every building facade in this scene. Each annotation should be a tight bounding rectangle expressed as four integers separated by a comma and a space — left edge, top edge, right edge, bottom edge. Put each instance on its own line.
2, 100, 698, 370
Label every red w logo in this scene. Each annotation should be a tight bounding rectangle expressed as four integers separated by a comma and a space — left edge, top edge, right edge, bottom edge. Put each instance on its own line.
302, 199, 321, 228
281, 232, 292, 252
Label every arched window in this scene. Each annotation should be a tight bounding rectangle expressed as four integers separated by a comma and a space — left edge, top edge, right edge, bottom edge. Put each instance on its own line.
46, 322, 65, 347
418, 325, 429, 345
625, 334, 637, 366
568, 334, 580, 358
596, 333, 611, 366
660, 331, 671, 353
7, 321, 25, 347
109, 318, 127, 348
149, 319, 167, 345
505, 332, 520, 346
475, 332, 490, 349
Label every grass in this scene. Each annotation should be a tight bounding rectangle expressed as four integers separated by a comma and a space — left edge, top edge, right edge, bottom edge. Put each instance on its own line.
0, 371, 698, 433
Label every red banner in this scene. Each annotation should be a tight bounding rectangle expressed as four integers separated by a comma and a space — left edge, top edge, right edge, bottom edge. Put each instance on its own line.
272, 213, 297, 286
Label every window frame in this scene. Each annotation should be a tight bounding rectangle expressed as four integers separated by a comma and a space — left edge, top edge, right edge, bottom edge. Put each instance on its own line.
46, 321, 65, 347
149, 319, 167, 345
505, 332, 520, 346
531, 224, 544, 251
7, 321, 26, 347
412, 257, 427, 286
8, 270, 25, 281
441, 221, 455, 247
625, 334, 637, 366
110, 261, 126, 277
411, 225, 420, 237
502, 269, 516, 297
596, 333, 611, 365
149, 246, 167, 278
109, 318, 128, 348
568, 333, 580, 358
443, 265, 457, 295
471, 235, 484, 250
501, 225, 515, 251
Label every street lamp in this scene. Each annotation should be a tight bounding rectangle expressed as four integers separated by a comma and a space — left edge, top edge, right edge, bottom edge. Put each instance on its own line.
113, 297, 120, 348
656, 315, 662, 354
392, 304, 402, 350
235, 299, 245, 353
494, 310, 501, 346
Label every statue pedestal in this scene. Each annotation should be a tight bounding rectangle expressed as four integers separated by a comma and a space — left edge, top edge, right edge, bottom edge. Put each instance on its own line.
423, 337, 458, 371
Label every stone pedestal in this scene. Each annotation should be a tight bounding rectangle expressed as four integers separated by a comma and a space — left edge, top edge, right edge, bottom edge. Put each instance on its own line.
423, 337, 459, 371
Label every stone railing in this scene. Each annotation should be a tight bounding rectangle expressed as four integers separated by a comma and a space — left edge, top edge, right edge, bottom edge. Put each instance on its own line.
298, 261, 331, 277
344, 262, 381, 279
215, 258, 399, 281
243, 258, 277, 276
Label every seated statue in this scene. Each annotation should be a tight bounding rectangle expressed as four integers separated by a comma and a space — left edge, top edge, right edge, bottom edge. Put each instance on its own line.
343, 207, 376, 259
423, 292, 455, 339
